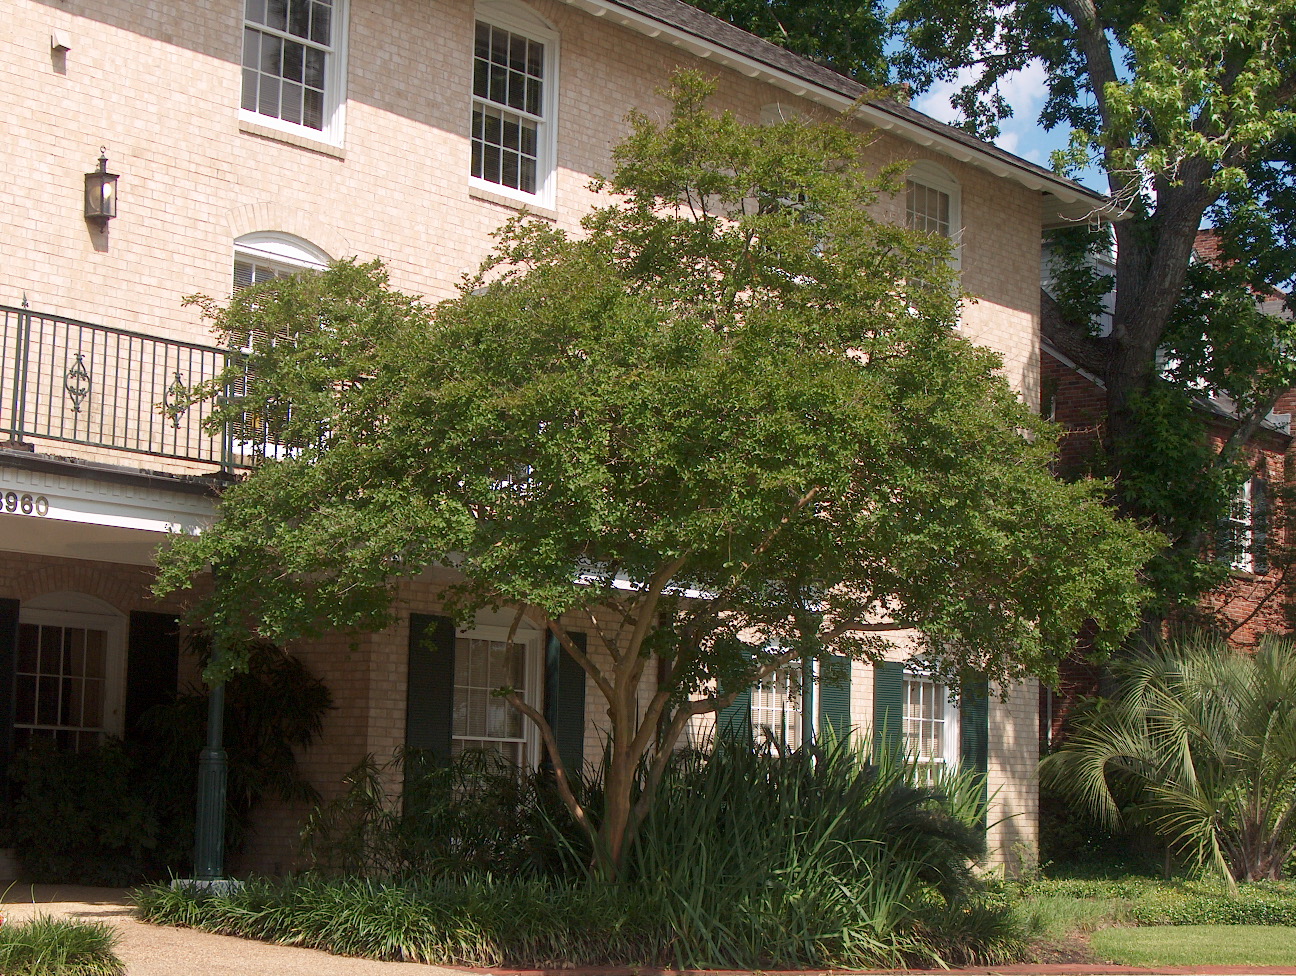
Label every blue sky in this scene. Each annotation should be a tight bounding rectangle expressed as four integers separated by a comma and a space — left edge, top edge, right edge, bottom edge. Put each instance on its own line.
906, 61, 1106, 191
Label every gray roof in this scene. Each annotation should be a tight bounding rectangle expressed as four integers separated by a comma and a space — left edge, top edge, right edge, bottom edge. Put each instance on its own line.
572, 0, 1109, 222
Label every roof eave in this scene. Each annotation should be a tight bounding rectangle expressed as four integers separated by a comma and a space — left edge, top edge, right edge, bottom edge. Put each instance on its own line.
560, 0, 1115, 226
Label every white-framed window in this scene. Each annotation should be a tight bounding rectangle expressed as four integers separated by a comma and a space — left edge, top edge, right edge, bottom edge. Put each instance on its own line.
471, 2, 558, 206
752, 664, 802, 751
233, 231, 331, 293
451, 623, 543, 768
903, 673, 958, 771
1220, 476, 1267, 574
905, 160, 962, 275
241, 0, 349, 142
14, 594, 126, 754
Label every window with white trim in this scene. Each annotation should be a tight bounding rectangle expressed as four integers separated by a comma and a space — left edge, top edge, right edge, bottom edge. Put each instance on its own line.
903, 673, 958, 771
904, 161, 962, 279
1220, 475, 1267, 574
229, 233, 331, 452
14, 594, 126, 754
241, 0, 347, 141
752, 665, 802, 751
451, 625, 543, 767
233, 232, 330, 294
471, 4, 557, 205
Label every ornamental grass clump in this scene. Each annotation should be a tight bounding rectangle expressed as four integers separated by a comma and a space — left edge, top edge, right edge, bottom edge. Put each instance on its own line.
141, 735, 1027, 969
0, 915, 124, 976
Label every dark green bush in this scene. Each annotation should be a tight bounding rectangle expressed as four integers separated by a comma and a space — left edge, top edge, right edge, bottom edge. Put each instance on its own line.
10, 743, 162, 886
9, 641, 330, 885
167, 735, 1026, 969
303, 749, 590, 880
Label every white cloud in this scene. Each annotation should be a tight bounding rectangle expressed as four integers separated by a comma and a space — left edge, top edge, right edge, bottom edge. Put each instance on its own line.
910, 59, 1049, 161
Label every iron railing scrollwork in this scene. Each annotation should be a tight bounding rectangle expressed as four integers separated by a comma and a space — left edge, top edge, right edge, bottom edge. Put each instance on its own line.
1, 304, 267, 470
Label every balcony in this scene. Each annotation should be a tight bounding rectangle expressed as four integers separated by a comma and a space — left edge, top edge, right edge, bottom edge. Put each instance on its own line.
1, 305, 258, 472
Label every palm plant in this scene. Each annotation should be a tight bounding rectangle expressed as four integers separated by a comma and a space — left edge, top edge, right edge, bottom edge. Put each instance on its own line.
1041, 634, 1296, 885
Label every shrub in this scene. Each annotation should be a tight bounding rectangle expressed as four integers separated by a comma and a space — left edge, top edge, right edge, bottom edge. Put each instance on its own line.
9, 642, 331, 885
302, 749, 589, 880
174, 735, 1026, 969
0, 915, 123, 976
1042, 634, 1296, 884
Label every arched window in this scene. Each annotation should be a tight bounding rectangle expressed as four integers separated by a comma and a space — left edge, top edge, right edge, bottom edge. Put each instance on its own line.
233, 232, 331, 291
15, 593, 126, 753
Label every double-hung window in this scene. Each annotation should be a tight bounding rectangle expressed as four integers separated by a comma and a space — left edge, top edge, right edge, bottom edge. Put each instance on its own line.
471, 8, 556, 206
903, 673, 958, 776
1220, 476, 1268, 574
242, 0, 347, 141
452, 631, 541, 766
904, 161, 962, 290
751, 665, 802, 751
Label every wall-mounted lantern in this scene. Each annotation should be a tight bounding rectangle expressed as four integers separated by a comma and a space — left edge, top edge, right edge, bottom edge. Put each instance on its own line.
84, 149, 118, 227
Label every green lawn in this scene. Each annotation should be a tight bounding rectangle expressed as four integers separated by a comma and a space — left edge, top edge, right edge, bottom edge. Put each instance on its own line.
1090, 925, 1296, 967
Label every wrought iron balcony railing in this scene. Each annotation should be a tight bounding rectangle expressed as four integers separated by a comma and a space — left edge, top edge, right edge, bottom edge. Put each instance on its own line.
1, 304, 258, 471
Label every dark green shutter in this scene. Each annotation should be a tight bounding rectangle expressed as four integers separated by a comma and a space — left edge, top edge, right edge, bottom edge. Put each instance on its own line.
818, 655, 851, 741
960, 676, 990, 823
0, 598, 17, 804
1253, 477, 1269, 574
717, 683, 752, 740
873, 661, 904, 757
405, 614, 456, 764
124, 611, 180, 740
545, 630, 587, 774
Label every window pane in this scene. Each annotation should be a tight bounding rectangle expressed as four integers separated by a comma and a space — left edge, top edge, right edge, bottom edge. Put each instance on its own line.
283, 42, 304, 83
17, 623, 38, 673
266, 0, 288, 31
37, 675, 60, 726
303, 45, 326, 88
282, 82, 303, 124
15, 674, 36, 724
84, 629, 106, 679
242, 68, 260, 111
39, 625, 61, 676
310, 2, 332, 46
303, 88, 323, 129
288, 0, 310, 39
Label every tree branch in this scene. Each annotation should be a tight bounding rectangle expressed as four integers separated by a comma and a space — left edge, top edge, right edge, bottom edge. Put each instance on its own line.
503, 690, 596, 847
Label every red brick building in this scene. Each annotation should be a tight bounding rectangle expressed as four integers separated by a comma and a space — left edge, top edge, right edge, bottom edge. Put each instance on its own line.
1040, 230, 1295, 744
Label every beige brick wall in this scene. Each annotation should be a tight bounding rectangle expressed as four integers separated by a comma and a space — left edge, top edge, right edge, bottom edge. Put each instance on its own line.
4, 0, 1040, 427
4, 0, 1045, 873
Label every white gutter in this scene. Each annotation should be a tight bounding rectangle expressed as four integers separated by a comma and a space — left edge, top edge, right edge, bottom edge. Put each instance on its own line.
560, 0, 1110, 225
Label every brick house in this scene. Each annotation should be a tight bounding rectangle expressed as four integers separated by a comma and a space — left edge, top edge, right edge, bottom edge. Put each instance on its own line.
1039, 229, 1295, 745
1, 0, 1107, 874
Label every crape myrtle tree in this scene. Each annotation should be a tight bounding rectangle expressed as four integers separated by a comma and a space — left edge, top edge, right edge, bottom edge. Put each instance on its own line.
156, 74, 1157, 878
888, 0, 1296, 610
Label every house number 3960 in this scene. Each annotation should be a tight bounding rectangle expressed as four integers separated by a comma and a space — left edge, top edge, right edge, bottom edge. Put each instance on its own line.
3, 492, 49, 516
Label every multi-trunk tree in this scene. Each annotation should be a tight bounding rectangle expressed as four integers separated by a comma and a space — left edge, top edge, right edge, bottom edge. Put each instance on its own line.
157, 74, 1156, 877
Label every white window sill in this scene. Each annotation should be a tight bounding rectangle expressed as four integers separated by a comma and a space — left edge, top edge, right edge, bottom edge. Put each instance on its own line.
469, 182, 558, 222
238, 116, 346, 160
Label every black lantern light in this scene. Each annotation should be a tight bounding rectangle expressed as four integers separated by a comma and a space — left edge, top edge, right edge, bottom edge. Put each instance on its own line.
84, 148, 118, 226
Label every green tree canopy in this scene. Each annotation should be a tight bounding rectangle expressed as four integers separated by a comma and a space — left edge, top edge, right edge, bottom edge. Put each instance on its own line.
688, 0, 890, 86
157, 74, 1157, 876
888, 0, 1296, 613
